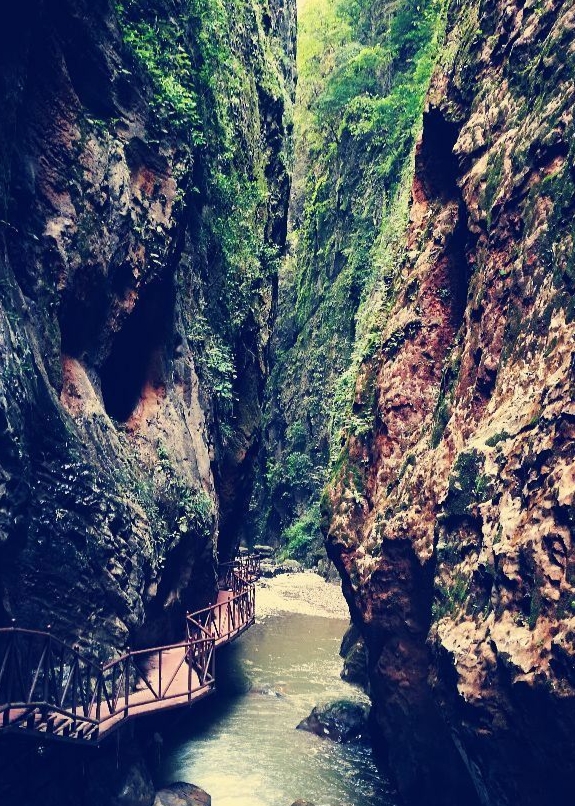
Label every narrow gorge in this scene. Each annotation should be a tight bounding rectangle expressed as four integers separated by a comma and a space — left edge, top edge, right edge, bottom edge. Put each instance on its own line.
1, 0, 575, 805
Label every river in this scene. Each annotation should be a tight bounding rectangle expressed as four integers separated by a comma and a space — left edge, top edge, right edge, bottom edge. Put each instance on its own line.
158, 574, 399, 806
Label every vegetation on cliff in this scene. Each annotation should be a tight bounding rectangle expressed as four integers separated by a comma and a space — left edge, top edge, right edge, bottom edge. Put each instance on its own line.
0, 0, 294, 648
254, 0, 445, 563
324, 0, 575, 803
115, 0, 292, 453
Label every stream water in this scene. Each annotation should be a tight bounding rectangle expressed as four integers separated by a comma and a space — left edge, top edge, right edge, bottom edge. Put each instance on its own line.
158, 582, 399, 806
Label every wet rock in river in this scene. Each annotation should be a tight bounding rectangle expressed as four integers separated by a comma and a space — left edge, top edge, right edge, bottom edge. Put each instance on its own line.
274, 559, 303, 574
153, 783, 211, 806
339, 623, 369, 690
339, 622, 361, 658
260, 560, 278, 577
296, 700, 369, 743
85, 755, 155, 806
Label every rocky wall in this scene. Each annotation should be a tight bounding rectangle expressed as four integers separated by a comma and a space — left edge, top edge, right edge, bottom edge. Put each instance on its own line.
0, 0, 295, 654
326, 0, 575, 803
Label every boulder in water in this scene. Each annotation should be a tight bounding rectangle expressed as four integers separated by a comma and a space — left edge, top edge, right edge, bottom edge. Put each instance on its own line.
339, 622, 361, 658
260, 559, 277, 577
153, 783, 211, 806
296, 700, 369, 743
249, 685, 284, 697
259, 558, 303, 577
85, 755, 155, 806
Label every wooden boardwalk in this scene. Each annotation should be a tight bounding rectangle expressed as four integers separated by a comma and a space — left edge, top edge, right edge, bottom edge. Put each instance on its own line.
0, 556, 260, 745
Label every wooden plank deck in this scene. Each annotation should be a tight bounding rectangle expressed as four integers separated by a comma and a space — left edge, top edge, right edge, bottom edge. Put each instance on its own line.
0, 558, 260, 745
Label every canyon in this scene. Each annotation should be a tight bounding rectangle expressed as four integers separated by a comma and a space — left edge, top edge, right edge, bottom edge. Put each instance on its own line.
1, 0, 575, 805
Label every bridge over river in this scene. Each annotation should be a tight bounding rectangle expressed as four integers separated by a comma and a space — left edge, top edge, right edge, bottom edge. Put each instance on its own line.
0, 554, 261, 745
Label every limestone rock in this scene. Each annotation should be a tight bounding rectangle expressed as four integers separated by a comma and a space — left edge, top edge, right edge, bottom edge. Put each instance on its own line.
275, 559, 303, 574
340, 636, 369, 691
0, 0, 295, 654
84, 756, 155, 806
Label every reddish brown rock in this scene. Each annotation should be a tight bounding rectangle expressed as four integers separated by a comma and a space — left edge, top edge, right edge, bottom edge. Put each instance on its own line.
326, 1, 575, 804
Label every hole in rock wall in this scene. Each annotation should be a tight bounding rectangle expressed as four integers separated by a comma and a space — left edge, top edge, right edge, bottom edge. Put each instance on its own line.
60, 276, 109, 359
419, 107, 460, 201
446, 212, 471, 326
100, 275, 175, 422
420, 107, 472, 327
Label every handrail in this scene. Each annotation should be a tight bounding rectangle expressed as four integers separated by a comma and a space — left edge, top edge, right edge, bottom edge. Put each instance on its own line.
0, 554, 262, 744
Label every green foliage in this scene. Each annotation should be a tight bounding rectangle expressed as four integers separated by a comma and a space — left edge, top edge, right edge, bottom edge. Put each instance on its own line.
266, 451, 316, 497
279, 504, 323, 563
116, 0, 292, 456
432, 572, 470, 620
429, 353, 462, 448
114, 439, 213, 568
256, 0, 446, 552
155, 442, 214, 539
485, 430, 512, 447
188, 313, 236, 410
528, 586, 543, 630
115, 2, 202, 139
443, 450, 490, 520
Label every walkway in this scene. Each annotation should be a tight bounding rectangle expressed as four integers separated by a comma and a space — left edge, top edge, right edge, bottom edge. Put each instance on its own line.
0, 554, 260, 745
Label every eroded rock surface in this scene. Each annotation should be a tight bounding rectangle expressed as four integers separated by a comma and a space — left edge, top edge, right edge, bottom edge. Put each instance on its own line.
326, 0, 575, 804
0, 0, 294, 654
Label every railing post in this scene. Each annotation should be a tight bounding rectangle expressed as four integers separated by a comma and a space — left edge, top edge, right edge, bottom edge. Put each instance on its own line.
158, 650, 162, 699
1, 625, 16, 723
187, 643, 193, 700
96, 664, 103, 723
111, 661, 118, 712
43, 626, 52, 706
124, 651, 130, 719
71, 649, 79, 727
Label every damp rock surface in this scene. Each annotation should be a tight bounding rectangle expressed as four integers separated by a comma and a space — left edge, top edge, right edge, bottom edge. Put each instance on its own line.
154, 783, 211, 806
296, 700, 370, 743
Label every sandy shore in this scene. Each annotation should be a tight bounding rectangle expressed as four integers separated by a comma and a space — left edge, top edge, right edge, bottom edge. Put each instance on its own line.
256, 572, 350, 620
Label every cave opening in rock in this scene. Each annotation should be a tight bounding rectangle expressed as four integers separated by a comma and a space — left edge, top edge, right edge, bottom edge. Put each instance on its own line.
100, 275, 175, 422
419, 107, 460, 201
421, 107, 471, 327
59, 271, 109, 359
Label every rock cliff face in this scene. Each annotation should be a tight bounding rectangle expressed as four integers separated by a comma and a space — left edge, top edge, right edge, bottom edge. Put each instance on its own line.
255, 0, 443, 564
326, 0, 575, 803
0, 0, 294, 653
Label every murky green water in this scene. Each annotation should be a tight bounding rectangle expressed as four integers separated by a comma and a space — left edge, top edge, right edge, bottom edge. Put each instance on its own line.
159, 610, 398, 806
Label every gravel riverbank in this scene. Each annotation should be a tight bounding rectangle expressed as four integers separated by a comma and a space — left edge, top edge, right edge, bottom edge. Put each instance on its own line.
256, 572, 350, 620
